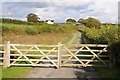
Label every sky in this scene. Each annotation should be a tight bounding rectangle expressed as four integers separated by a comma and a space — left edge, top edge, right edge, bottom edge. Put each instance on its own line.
0, 0, 119, 23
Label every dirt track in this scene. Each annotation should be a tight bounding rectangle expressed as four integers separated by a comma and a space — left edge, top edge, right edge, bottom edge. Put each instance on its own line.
26, 67, 100, 79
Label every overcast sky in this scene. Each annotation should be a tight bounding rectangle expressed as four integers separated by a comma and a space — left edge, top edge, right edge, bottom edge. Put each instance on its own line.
0, 0, 119, 23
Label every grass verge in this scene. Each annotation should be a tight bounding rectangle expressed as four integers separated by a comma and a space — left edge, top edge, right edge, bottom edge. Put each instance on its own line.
94, 67, 118, 78
2, 67, 32, 79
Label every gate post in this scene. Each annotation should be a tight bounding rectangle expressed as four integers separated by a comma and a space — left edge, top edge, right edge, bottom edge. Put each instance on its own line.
3, 41, 10, 68
58, 42, 62, 68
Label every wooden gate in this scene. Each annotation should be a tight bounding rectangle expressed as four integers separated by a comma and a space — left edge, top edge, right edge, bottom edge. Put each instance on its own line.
0, 41, 110, 68
61, 44, 109, 67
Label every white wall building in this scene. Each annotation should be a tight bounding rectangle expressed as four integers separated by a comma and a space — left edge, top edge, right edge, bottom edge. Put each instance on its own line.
46, 19, 54, 24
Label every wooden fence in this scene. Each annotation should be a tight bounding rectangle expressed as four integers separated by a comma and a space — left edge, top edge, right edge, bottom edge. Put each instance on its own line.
0, 41, 110, 68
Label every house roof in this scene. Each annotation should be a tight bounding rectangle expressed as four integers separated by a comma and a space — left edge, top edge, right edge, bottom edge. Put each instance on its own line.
46, 19, 54, 22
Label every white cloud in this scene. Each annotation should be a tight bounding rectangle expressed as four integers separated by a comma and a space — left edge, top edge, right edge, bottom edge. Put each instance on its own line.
1, 0, 119, 2
34, 1, 118, 23
1, 0, 118, 23
79, 1, 118, 23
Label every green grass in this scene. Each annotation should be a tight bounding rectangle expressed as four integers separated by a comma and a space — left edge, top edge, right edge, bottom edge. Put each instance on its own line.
1, 23, 34, 28
0, 66, 2, 80
94, 67, 118, 78
2, 67, 32, 78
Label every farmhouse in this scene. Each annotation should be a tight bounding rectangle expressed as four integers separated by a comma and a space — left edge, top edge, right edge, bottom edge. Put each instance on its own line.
46, 19, 54, 24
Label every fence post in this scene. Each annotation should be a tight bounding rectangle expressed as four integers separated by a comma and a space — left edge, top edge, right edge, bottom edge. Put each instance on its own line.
58, 42, 62, 68
3, 41, 10, 68
109, 52, 112, 68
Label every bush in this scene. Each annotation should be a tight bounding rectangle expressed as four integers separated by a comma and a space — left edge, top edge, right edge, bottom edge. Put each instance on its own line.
109, 41, 120, 68
66, 18, 76, 24
80, 17, 101, 29
2, 26, 10, 32
35, 26, 43, 34
25, 27, 38, 35
1, 18, 42, 26
83, 25, 119, 44
40, 23, 56, 33
10, 27, 25, 34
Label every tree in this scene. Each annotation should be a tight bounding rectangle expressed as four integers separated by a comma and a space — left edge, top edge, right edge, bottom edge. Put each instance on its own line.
26, 13, 40, 22
78, 18, 84, 23
66, 18, 76, 24
105, 22, 112, 25
80, 17, 101, 29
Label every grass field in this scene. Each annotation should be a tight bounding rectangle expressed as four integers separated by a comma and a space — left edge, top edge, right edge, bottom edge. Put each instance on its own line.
3, 32, 75, 44
2, 67, 32, 78
1, 23, 34, 28
94, 67, 118, 78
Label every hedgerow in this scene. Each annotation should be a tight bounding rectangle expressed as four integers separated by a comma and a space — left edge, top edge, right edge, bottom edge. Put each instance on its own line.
79, 24, 120, 68
1, 19, 78, 35
82, 25, 119, 44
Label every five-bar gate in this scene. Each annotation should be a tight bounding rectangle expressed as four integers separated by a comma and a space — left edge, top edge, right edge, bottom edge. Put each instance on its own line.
0, 41, 110, 68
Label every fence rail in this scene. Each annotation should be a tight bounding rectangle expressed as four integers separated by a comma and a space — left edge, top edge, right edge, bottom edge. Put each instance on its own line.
0, 41, 110, 68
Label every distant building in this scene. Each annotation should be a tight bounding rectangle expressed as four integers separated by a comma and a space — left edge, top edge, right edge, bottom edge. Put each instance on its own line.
46, 19, 54, 24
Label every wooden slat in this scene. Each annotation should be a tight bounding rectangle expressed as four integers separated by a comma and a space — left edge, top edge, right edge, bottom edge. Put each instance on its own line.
0, 51, 5, 53
61, 54, 109, 57
10, 49, 58, 52
0, 44, 4, 46
11, 64, 33, 66
0, 63, 3, 65
36, 64, 58, 66
10, 54, 58, 57
10, 54, 109, 57
10, 44, 59, 47
65, 44, 108, 47
61, 64, 108, 67
11, 64, 56, 66
10, 59, 58, 61
62, 49, 107, 52
62, 59, 109, 62
0, 58, 4, 60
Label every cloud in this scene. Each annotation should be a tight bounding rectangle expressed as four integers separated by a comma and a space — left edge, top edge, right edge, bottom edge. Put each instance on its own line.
1, 0, 119, 2
79, 1, 118, 23
0, 1, 118, 23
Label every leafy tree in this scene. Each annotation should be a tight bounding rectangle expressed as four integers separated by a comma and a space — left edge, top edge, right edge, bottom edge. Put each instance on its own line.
78, 18, 84, 23
66, 18, 76, 24
105, 22, 112, 25
80, 17, 101, 29
26, 13, 40, 22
